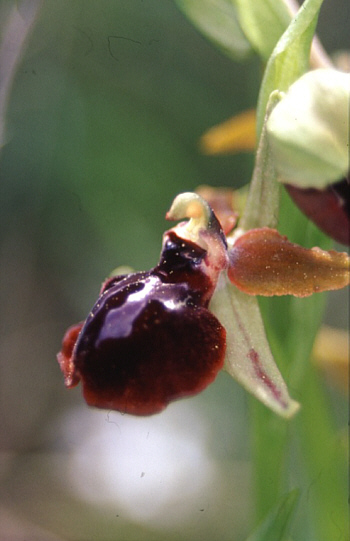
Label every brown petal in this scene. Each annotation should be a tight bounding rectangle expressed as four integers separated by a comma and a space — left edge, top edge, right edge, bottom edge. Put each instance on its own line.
286, 178, 350, 246
228, 228, 350, 297
57, 322, 84, 388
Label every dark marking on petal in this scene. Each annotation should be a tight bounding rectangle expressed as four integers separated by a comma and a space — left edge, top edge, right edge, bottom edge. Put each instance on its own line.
248, 348, 287, 408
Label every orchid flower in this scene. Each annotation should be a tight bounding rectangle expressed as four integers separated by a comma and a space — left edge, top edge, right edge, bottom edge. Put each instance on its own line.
57, 191, 349, 418
57, 1, 350, 421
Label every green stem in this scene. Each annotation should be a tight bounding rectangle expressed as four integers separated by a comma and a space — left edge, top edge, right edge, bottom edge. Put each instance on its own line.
249, 398, 290, 521
239, 91, 282, 232
295, 363, 348, 541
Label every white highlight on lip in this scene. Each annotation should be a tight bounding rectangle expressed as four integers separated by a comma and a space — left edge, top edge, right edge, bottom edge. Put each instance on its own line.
96, 276, 160, 343
163, 297, 184, 310
127, 276, 156, 304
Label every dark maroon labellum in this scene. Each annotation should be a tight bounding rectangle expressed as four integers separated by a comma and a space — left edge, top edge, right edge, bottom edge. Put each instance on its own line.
57, 231, 226, 415
286, 176, 350, 246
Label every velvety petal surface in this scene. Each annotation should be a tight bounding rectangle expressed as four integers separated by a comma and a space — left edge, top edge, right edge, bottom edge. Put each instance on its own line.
228, 228, 350, 297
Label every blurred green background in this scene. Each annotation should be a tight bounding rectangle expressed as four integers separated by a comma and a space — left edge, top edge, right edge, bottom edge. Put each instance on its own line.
0, 1, 348, 540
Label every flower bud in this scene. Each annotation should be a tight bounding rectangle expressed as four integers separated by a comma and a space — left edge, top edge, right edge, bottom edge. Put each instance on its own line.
267, 69, 350, 189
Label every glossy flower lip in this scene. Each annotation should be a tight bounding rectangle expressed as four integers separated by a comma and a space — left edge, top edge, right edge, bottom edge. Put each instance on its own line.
72, 272, 226, 416
57, 193, 228, 416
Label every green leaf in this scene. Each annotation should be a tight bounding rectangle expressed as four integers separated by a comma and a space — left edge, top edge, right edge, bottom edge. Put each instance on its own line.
234, 0, 292, 61
256, 0, 325, 137
245, 489, 300, 541
175, 0, 252, 60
